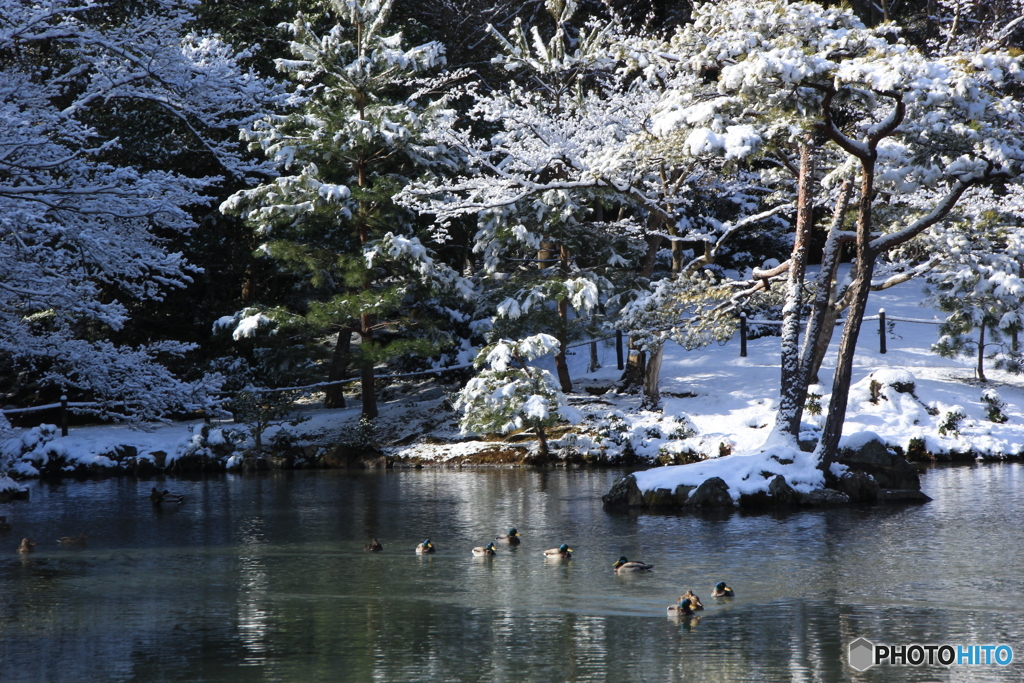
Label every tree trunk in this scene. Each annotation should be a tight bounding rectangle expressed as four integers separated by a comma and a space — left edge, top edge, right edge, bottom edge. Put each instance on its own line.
324, 329, 351, 409
589, 339, 600, 372
535, 424, 550, 462
554, 244, 573, 393
816, 153, 879, 465
977, 325, 987, 382
555, 298, 573, 392
808, 302, 840, 385
804, 180, 855, 386
643, 344, 664, 408
359, 320, 378, 419
769, 141, 815, 442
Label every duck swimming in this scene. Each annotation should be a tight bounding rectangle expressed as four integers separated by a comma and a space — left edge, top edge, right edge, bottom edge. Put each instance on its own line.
365, 538, 383, 552
666, 597, 696, 616
543, 544, 573, 559
712, 581, 735, 597
495, 528, 521, 545
612, 556, 653, 572
472, 542, 497, 556
57, 534, 87, 546
150, 488, 184, 507
17, 538, 34, 553
682, 590, 704, 610
415, 539, 435, 554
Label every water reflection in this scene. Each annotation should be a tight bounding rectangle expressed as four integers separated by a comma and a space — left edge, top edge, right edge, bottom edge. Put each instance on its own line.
0, 465, 1021, 681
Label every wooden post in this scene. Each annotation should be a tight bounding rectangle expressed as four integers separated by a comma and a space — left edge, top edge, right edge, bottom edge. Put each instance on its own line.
615, 330, 624, 370
739, 314, 747, 357
60, 395, 68, 437
878, 308, 887, 354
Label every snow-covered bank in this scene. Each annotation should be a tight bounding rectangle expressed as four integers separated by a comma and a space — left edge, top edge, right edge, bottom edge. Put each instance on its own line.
2, 276, 1023, 485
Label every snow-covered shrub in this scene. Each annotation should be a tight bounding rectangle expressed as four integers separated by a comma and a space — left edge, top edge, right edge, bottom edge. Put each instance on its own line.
454, 335, 581, 459
938, 410, 966, 437
981, 390, 1009, 424
167, 426, 236, 473
335, 417, 378, 451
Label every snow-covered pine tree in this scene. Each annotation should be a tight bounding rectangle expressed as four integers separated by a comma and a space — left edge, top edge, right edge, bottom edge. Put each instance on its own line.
617, 271, 737, 406
403, 1, 655, 393
0, 0, 280, 433
644, 0, 1024, 461
220, 0, 470, 418
454, 334, 581, 461
921, 197, 1024, 381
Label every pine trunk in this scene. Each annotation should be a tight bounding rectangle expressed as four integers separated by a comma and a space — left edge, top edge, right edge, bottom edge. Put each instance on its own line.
977, 325, 987, 382
324, 329, 351, 409
555, 297, 572, 393
770, 141, 815, 442
816, 153, 879, 465
643, 344, 664, 407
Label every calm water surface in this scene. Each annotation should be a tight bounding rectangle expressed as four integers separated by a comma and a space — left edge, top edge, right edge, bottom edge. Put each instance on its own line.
1, 464, 1022, 682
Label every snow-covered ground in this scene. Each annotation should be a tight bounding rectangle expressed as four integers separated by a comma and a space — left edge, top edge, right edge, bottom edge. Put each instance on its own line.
3, 272, 1023, 500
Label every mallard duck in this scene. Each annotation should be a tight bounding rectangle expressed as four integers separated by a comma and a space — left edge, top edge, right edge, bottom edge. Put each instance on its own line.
57, 533, 87, 546
543, 544, 573, 559
712, 581, 735, 598
682, 590, 704, 610
0, 516, 10, 532
365, 538, 384, 552
472, 542, 497, 556
17, 538, 34, 553
613, 556, 653, 572
666, 597, 695, 616
151, 488, 185, 507
495, 528, 521, 545
415, 539, 435, 554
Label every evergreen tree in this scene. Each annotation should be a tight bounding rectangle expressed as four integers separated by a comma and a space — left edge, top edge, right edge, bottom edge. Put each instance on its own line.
221, 0, 470, 418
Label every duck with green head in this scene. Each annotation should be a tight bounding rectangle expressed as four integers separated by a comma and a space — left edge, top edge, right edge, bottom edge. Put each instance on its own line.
472, 542, 497, 556
415, 539, 435, 554
666, 597, 695, 616
543, 544, 572, 559
712, 581, 734, 597
495, 528, 521, 545
612, 556, 653, 572
682, 590, 704, 610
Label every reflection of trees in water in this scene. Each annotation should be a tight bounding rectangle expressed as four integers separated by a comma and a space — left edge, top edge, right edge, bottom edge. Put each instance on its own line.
236, 516, 270, 662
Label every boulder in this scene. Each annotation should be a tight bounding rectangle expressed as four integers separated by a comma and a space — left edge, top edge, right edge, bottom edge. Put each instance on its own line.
643, 488, 675, 507
673, 484, 696, 507
836, 436, 920, 490
834, 471, 880, 503
768, 474, 799, 505
877, 489, 932, 503
799, 488, 850, 505
685, 477, 733, 508
739, 475, 799, 509
602, 474, 644, 508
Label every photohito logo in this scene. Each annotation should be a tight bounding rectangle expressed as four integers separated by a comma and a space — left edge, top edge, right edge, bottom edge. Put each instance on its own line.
848, 638, 1014, 671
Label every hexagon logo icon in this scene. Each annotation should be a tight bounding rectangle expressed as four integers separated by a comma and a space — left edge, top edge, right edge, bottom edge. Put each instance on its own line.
849, 638, 875, 671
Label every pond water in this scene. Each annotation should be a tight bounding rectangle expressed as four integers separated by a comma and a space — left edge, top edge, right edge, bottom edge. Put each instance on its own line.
1, 464, 1022, 682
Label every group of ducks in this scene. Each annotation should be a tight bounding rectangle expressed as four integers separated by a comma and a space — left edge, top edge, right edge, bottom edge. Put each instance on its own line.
3, 514, 88, 554
364, 529, 573, 560
365, 527, 736, 615
666, 583, 736, 617
7, 487, 186, 553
